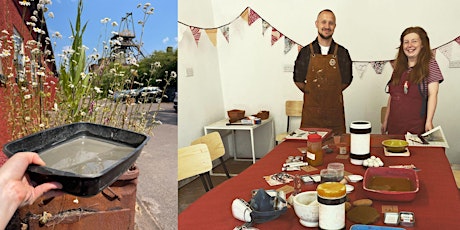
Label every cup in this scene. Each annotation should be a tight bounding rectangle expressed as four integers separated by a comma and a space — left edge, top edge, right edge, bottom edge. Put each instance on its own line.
320, 169, 340, 183
333, 135, 341, 144
327, 163, 344, 181
336, 143, 347, 155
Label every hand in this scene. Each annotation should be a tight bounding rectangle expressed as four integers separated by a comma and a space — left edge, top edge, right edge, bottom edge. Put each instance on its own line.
0, 152, 62, 229
381, 121, 388, 134
425, 121, 434, 133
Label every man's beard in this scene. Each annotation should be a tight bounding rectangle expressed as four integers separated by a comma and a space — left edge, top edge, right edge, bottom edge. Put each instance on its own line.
318, 32, 332, 40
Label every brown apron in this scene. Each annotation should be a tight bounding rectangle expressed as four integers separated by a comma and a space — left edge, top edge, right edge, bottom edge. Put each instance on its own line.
301, 43, 346, 134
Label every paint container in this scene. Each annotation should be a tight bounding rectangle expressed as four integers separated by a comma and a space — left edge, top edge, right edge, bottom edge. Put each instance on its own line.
349, 121, 372, 165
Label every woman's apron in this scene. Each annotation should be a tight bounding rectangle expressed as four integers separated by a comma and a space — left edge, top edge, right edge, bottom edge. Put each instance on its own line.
387, 70, 425, 134
301, 43, 346, 134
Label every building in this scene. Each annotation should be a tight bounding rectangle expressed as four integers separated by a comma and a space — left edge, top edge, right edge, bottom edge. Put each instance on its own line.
0, 0, 57, 165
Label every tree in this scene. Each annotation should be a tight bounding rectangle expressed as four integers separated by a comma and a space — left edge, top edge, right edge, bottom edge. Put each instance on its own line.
138, 47, 177, 86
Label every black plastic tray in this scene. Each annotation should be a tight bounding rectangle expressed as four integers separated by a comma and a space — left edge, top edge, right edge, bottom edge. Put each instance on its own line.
3, 122, 149, 197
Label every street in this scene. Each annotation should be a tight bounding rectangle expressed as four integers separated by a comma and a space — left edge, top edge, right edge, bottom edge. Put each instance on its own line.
134, 102, 177, 230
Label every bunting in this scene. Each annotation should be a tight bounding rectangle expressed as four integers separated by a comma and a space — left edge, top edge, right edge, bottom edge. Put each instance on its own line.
179, 7, 460, 74
240, 8, 249, 23
271, 28, 283, 46
190, 26, 201, 46
221, 26, 230, 43
284, 37, 295, 54
262, 20, 270, 35
371, 61, 386, 74
248, 9, 261, 26
205, 29, 218, 46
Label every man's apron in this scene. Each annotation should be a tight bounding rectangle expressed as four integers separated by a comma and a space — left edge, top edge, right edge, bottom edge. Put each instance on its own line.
387, 70, 425, 134
301, 43, 346, 134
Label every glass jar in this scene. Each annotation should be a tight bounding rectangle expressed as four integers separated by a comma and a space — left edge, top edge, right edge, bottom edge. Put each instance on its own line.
306, 133, 323, 166
317, 182, 346, 230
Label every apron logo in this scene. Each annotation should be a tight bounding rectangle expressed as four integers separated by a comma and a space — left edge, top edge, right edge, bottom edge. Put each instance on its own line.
329, 59, 336, 67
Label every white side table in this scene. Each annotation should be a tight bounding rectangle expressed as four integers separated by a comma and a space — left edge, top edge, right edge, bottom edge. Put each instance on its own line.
204, 117, 275, 164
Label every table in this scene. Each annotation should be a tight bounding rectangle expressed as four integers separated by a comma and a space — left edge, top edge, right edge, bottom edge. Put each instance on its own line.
204, 117, 275, 164
179, 134, 460, 229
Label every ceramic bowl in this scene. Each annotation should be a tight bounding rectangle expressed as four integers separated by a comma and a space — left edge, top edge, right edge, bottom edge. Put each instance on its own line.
293, 191, 319, 227
382, 139, 408, 153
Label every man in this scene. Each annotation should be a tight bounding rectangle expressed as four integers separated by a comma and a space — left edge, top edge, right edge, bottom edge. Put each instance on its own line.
293, 9, 353, 135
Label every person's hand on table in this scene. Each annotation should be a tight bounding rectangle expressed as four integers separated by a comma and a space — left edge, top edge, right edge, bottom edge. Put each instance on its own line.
0, 152, 63, 229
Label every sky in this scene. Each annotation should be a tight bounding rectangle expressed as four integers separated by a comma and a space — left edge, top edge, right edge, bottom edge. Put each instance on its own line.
46, 0, 177, 62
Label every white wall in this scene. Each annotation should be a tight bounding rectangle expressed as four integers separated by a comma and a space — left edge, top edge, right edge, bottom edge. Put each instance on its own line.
178, 0, 460, 163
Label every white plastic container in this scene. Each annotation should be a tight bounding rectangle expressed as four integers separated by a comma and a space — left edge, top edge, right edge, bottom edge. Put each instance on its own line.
349, 121, 371, 165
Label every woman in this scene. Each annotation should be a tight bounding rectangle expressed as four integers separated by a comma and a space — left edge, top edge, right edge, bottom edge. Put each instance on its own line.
381, 27, 443, 135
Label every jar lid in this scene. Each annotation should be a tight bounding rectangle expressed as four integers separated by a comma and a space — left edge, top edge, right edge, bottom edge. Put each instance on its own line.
317, 182, 346, 198
307, 133, 322, 142
350, 121, 372, 134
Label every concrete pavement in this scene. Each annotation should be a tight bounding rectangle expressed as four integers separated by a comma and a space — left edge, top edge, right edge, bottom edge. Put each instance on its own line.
134, 102, 177, 230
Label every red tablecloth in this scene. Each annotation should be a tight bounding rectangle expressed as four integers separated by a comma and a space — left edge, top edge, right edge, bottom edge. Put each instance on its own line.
179, 135, 460, 229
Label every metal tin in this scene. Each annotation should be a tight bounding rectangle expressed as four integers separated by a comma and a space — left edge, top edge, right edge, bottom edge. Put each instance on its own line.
384, 212, 400, 225
399, 211, 415, 227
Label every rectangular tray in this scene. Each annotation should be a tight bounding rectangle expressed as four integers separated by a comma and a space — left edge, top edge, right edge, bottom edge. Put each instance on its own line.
3, 122, 149, 197
363, 167, 419, 202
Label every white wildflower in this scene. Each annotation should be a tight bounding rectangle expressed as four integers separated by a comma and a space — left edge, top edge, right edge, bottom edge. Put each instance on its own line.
80, 111, 86, 116
143, 3, 151, 9
69, 84, 74, 88
53, 103, 58, 111
25, 116, 31, 122
19, 1, 31, 6
52, 31, 62, 38
1, 30, 9, 35
111, 21, 118, 27
30, 16, 38, 22
170, 71, 177, 78
48, 12, 54, 18
100, 17, 110, 24
24, 94, 32, 100
26, 22, 36, 27
94, 87, 103, 94
0, 49, 11, 57
33, 27, 43, 34
80, 72, 86, 80
154, 61, 161, 68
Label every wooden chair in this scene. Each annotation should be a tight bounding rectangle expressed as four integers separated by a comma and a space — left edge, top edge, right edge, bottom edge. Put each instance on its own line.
275, 100, 303, 144
178, 144, 214, 192
381, 106, 387, 124
191, 132, 231, 178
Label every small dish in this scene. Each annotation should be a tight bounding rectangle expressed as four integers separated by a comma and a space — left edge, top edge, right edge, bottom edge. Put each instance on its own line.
346, 184, 354, 193
347, 175, 364, 182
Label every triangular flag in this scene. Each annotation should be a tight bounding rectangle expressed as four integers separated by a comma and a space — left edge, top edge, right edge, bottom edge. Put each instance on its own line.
190, 26, 201, 46
284, 37, 295, 54
271, 28, 283, 46
437, 42, 452, 61
431, 49, 436, 59
220, 25, 229, 43
262, 20, 270, 35
371, 61, 386, 74
455, 36, 460, 45
298, 44, 304, 52
205, 29, 218, 46
240, 8, 249, 23
248, 9, 261, 26
353, 62, 369, 78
